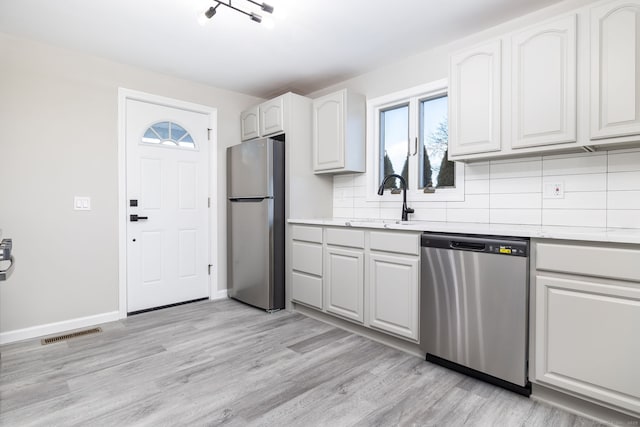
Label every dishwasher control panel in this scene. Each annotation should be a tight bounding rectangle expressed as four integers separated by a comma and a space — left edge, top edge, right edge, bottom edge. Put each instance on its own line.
422, 233, 529, 257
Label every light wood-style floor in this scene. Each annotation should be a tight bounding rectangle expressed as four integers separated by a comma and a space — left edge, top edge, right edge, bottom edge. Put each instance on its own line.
1, 299, 602, 426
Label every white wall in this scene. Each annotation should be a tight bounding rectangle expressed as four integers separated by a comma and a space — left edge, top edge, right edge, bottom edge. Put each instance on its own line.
308, 0, 640, 229
0, 33, 262, 334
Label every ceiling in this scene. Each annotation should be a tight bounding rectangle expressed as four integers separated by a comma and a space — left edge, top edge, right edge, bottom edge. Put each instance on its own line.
0, 0, 565, 98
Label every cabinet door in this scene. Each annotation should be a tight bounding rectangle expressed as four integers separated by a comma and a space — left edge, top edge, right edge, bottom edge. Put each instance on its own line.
591, 0, 640, 140
449, 39, 502, 156
313, 91, 345, 171
324, 246, 364, 323
292, 271, 323, 310
240, 105, 260, 141
368, 252, 419, 341
535, 275, 640, 414
260, 96, 285, 137
511, 15, 577, 148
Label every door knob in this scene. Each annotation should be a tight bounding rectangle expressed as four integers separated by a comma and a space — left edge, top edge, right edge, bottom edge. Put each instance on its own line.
130, 214, 149, 222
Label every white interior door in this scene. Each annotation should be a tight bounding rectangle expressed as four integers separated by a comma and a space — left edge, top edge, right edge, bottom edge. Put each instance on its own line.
126, 99, 210, 312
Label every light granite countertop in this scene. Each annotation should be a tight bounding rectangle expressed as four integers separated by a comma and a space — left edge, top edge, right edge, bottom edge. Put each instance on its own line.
288, 218, 640, 245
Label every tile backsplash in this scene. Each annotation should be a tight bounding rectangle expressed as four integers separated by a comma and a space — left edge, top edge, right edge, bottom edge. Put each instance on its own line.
332, 147, 640, 229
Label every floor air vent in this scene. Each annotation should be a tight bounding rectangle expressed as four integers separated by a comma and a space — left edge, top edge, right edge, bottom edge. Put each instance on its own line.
41, 327, 102, 345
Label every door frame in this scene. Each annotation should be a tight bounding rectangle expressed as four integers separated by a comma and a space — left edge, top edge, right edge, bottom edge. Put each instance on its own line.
117, 88, 218, 318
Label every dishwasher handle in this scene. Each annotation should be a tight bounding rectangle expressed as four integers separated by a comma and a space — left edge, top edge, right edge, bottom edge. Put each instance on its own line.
450, 240, 485, 251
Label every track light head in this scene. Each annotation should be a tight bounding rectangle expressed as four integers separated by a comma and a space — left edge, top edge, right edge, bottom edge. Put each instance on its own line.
198, 6, 217, 26
205, 6, 217, 19
261, 3, 274, 13
250, 12, 262, 23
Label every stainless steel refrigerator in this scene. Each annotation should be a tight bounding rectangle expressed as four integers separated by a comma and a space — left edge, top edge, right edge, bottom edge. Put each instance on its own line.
227, 137, 285, 310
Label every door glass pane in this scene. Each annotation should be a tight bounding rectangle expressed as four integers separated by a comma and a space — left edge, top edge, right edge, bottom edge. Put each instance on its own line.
152, 121, 170, 140
379, 104, 409, 190
420, 95, 454, 189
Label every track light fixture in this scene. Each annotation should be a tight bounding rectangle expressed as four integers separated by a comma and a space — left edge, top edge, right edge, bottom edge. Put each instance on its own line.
199, 0, 274, 25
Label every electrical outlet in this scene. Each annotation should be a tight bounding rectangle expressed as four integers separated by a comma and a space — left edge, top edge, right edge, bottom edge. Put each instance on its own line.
543, 182, 564, 199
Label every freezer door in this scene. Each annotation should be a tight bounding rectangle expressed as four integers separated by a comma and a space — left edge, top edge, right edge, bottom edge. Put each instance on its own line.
227, 198, 274, 309
227, 139, 273, 198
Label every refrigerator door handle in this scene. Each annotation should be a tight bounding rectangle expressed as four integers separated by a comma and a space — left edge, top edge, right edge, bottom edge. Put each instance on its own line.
229, 197, 268, 202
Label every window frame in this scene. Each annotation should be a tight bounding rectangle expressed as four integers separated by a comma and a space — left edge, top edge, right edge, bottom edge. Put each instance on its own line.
366, 79, 464, 203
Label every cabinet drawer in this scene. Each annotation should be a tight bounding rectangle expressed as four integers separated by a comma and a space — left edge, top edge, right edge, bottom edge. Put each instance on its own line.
370, 231, 420, 255
292, 225, 323, 244
292, 272, 323, 309
536, 243, 640, 282
292, 241, 322, 276
325, 228, 365, 249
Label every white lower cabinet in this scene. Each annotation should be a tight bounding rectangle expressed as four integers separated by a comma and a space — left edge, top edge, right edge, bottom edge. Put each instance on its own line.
290, 226, 420, 342
533, 240, 640, 416
368, 252, 419, 340
324, 246, 364, 323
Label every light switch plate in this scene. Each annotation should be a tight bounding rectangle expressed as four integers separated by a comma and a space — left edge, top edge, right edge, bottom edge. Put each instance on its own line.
543, 181, 564, 199
74, 196, 91, 210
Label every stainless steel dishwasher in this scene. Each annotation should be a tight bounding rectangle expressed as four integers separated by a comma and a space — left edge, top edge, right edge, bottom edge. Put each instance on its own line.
420, 233, 531, 396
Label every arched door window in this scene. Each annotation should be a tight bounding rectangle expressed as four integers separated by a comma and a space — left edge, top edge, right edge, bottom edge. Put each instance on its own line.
141, 121, 195, 149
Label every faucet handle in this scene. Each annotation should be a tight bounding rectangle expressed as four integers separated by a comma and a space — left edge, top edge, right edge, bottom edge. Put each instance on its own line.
406, 207, 414, 214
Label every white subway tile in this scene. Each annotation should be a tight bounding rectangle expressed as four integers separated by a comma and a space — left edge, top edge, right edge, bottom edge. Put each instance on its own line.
413, 209, 447, 222
542, 154, 607, 175
542, 191, 607, 210
465, 162, 490, 180
490, 159, 542, 179
333, 207, 354, 218
491, 193, 542, 209
490, 177, 541, 194
333, 198, 354, 208
490, 209, 542, 225
410, 200, 447, 210
490, 156, 542, 164
607, 210, 640, 228
380, 207, 403, 220
447, 209, 490, 223
333, 175, 355, 188
607, 191, 640, 210
353, 185, 367, 197
353, 206, 380, 219
542, 209, 606, 227
608, 150, 640, 173
352, 173, 368, 186
465, 179, 490, 194
608, 171, 640, 190
447, 194, 490, 209
542, 173, 606, 192
353, 197, 376, 208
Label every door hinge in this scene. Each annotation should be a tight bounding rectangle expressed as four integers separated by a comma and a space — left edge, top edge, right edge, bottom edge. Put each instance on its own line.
208, 197, 211, 208
208, 264, 213, 275
207, 128, 212, 141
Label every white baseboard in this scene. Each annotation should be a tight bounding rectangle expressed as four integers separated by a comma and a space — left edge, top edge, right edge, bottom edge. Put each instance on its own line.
0, 311, 120, 345
210, 289, 228, 300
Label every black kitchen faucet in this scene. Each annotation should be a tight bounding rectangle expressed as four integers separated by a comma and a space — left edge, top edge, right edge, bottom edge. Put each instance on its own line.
377, 174, 414, 221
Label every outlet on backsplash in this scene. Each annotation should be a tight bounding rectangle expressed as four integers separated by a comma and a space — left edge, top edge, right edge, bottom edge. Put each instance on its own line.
543, 181, 564, 199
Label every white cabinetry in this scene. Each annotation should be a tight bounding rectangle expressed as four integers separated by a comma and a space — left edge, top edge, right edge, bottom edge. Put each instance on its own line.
240, 105, 260, 141
325, 246, 364, 323
260, 96, 285, 137
289, 226, 420, 342
511, 14, 577, 148
590, 0, 640, 141
312, 89, 365, 174
291, 225, 323, 309
449, 39, 502, 156
324, 228, 365, 323
240, 95, 285, 141
533, 241, 640, 416
368, 231, 420, 341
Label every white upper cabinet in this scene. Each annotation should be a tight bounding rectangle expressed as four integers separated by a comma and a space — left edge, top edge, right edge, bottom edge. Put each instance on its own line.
511, 14, 577, 149
590, 0, 640, 141
260, 96, 285, 137
313, 89, 365, 174
240, 96, 285, 142
240, 105, 260, 141
449, 39, 502, 156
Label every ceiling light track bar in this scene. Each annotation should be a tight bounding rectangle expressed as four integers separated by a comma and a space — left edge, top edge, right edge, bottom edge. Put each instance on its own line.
201, 0, 274, 24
